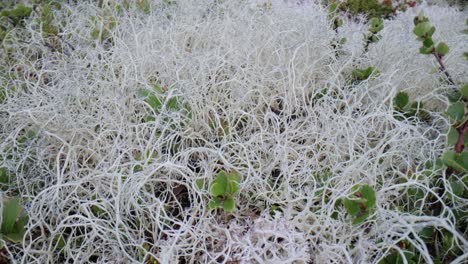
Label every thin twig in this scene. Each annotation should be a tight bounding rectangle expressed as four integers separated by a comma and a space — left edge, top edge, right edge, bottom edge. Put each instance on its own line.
454, 121, 468, 153
432, 51, 455, 85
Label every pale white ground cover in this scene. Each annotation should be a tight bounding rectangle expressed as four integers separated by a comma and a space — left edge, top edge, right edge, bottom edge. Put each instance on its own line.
0, 0, 467, 263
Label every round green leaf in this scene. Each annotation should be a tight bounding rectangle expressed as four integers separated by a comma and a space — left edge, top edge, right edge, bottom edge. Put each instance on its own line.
210, 183, 225, 197
459, 84, 468, 97
447, 127, 459, 145
428, 26, 436, 37
329, 3, 338, 12
422, 38, 433, 48
419, 45, 433, 55
222, 197, 235, 211
344, 199, 360, 216
226, 171, 241, 183
393, 92, 409, 110
436, 42, 449, 56
208, 199, 221, 209
419, 226, 434, 241
413, 22, 431, 37
228, 181, 239, 195
360, 185, 376, 209
449, 178, 464, 196
446, 102, 465, 121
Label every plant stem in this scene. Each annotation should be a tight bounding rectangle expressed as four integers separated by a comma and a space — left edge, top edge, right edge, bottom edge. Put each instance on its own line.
454, 121, 468, 153
432, 51, 455, 85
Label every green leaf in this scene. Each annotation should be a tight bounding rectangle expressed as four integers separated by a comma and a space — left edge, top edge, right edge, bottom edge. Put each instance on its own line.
209, 183, 225, 197
335, 19, 343, 27
208, 199, 221, 209
419, 45, 433, 55
0, 168, 9, 185
352, 69, 365, 80
352, 211, 370, 225
435, 42, 449, 56
343, 199, 360, 216
413, 22, 431, 37
222, 197, 235, 211
11, 215, 28, 240
459, 84, 468, 97
166, 97, 179, 111
461, 151, 468, 171
352, 67, 376, 81
214, 171, 228, 186
446, 102, 465, 121
226, 171, 240, 194
449, 178, 464, 196
228, 181, 239, 195
210, 171, 229, 197
1, 197, 22, 234
393, 92, 409, 110
414, 12, 424, 25
226, 171, 241, 183
369, 17, 383, 33
138, 89, 162, 112
419, 226, 434, 241
3, 232, 23, 243
442, 150, 468, 173
447, 127, 459, 145
448, 90, 462, 103
360, 185, 376, 209
422, 38, 433, 48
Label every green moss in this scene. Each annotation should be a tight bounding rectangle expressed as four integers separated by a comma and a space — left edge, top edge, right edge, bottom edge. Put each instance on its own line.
0, 3, 32, 26
340, 0, 395, 19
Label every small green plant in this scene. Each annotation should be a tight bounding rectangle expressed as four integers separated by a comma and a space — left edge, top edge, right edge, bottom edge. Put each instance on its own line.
0, 3, 32, 26
37, 3, 59, 38
342, 184, 376, 224
352, 66, 378, 81
207, 170, 241, 212
364, 17, 384, 51
413, 12, 454, 85
445, 84, 468, 153
89, 12, 116, 43
395, 28, 467, 261
329, 3, 343, 32
392, 91, 429, 121
328, 2, 347, 54
1, 196, 28, 244
441, 150, 468, 173
138, 82, 181, 122
338, 0, 395, 19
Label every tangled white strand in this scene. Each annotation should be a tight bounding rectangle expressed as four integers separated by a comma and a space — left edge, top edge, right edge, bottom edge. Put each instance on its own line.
0, 0, 467, 263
